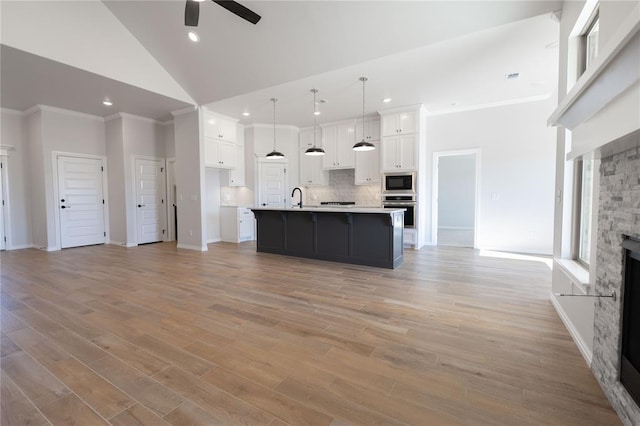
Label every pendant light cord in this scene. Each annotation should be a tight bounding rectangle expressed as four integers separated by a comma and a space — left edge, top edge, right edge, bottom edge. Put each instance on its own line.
272, 98, 277, 151
313, 89, 318, 148
361, 77, 367, 141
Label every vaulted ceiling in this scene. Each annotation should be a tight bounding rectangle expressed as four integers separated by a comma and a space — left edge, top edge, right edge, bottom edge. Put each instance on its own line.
1, 0, 561, 123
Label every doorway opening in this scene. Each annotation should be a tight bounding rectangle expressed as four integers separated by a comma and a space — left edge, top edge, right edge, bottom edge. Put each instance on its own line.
432, 150, 480, 248
0, 156, 8, 250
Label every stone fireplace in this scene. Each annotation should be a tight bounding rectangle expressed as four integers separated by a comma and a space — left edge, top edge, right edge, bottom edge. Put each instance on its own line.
592, 146, 640, 424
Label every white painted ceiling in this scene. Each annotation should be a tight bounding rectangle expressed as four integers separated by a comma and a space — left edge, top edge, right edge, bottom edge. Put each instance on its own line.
0, 1, 561, 123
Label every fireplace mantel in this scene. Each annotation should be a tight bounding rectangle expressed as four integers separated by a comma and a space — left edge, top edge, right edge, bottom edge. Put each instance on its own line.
548, 4, 640, 160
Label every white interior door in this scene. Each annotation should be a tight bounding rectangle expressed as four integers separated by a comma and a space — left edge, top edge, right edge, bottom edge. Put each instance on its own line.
0, 158, 6, 250
135, 158, 166, 244
258, 161, 287, 207
166, 160, 177, 241
58, 155, 106, 248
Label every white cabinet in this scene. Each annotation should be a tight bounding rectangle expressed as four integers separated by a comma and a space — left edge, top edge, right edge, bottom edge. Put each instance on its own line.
355, 141, 380, 185
222, 142, 245, 186
204, 113, 237, 142
380, 110, 418, 137
355, 117, 380, 142
321, 121, 356, 169
381, 135, 417, 172
221, 207, 255, 242
299, 127, 321, 148
300, 149, 329, 186
204, 137, 236, 169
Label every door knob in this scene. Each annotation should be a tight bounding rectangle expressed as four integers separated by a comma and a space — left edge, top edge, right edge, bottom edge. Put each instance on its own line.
61, 206, 69, 209
60, 199, 65, 202
262, 203, 267, 206
138, 204, 145, 208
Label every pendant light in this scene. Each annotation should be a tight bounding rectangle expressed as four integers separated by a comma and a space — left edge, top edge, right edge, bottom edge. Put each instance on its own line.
353, 76, 376, 152
266, 98, 285, 159
305, 89, 325, 156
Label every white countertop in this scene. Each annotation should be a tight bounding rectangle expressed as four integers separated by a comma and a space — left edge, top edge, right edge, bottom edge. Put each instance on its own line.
251, 206, 405, 214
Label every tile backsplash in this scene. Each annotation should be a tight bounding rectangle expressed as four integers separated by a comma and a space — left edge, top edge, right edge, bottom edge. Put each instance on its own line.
303, 169, 382, 206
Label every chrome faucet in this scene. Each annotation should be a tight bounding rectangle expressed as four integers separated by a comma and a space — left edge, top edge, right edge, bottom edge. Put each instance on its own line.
291, 187, 303, 208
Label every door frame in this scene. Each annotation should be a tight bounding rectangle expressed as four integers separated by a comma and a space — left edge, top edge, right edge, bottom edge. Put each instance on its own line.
52, 151, 110, 251
166, 157, 177, 242
256, 157, 289, 208
431, 149, 481, 248
132, 155, 168, 245
0, 155, 10, 250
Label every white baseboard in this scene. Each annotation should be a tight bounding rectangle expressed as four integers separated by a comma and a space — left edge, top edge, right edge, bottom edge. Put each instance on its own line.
549, 291, 593, 366
207, 238, 221, 244
108, 240, 125, 246
438, 226, 474, 230
177, 243, 208, 252
8, 243, 36, 250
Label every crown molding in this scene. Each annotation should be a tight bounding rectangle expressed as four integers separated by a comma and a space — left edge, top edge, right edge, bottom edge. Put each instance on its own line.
21, 104, 104, 121
171, 106, 198, 117
246, 123, 299, 131
0, 108, 23, 116
202, 109, 239, 123
427, 94, 552, 117
377, 104, 424, 116
160, 119, 174, 126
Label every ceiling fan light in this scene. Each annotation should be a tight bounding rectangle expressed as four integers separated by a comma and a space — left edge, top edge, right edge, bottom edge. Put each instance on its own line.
305, 146, 326, 156
353, 140, 376, 151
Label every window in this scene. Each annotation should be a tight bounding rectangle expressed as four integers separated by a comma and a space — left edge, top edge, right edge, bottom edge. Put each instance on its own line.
574, 159, 594, 266
581, 13, 600, 75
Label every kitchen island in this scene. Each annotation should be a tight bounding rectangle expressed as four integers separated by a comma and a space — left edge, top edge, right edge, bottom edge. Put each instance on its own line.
251, 207, 405, 269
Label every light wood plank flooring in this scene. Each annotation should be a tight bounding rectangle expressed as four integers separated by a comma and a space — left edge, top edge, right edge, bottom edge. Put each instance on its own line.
0, 242, 619, 425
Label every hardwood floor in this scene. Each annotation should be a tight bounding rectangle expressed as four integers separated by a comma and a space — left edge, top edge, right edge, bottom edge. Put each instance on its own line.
0, 242, 619, 425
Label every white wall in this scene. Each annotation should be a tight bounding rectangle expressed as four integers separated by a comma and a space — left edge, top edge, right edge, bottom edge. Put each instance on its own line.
173, 108, 207, 251
25, 110, 46, 248
163, 122, 175, 159
205, 168, 221, 242
437, 154, 476, 229
105, 117, 126, 244
426, 97, 557, 254
0, 109, 32, 248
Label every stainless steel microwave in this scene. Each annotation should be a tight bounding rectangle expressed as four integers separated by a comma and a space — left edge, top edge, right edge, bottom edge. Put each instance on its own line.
383, 173, 415, 193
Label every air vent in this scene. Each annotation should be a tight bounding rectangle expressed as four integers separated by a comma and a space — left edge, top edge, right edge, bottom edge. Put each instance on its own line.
506, 72, 520, 80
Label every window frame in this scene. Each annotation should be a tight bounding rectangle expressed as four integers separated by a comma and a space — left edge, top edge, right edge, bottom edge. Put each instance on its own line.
572, 158, 594, 268
579, 11, 600, 76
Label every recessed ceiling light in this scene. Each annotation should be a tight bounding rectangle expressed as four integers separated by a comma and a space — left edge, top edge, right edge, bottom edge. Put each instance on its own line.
188, 31, 200, 42
382, 98, 392, 103
242, 112, 250, 117
208, 119, 215, 124
314, 111, 321, 116
194, 0, 206, 2
102, 99, 113, 106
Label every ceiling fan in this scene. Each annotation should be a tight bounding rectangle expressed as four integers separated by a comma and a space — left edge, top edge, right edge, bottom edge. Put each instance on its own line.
185, 0, 261, 26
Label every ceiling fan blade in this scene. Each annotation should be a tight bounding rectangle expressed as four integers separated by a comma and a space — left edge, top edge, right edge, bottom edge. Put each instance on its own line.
185, 0, 200, 27
212, 0, 261, 25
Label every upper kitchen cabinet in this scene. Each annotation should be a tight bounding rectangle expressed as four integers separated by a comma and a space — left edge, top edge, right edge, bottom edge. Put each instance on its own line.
204, 137, 236, 169
221, 140, 246, 186
204, 111, 237, 142
355, 117, 380, 142
355, 141, 380, 185
321, 120, 356, 169
380, 109, 418, 137
379, 106, 424, 172
299, 127, 322, 149
381, 135, 417, 172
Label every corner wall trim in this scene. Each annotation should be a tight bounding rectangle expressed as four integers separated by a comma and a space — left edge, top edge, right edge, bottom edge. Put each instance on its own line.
549, 291, 593, 366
